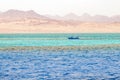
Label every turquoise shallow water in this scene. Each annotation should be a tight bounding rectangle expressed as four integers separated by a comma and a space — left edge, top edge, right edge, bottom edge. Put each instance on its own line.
0, 39, 120, 47
0, 33, 120, 47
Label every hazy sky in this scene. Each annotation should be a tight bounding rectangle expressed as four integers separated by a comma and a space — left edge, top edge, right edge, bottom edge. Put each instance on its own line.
0, 0, 120, 16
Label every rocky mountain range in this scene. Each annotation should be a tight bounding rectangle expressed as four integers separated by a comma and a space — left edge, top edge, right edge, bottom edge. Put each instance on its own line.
0, 9, 120, 24
0, 10, 47, 19
0, 9, 120, 33
0, 9, 60, 26
46, 13, 120, 23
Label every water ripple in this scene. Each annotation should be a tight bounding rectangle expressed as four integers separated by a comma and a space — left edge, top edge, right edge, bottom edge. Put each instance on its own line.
0, 49, 120, 80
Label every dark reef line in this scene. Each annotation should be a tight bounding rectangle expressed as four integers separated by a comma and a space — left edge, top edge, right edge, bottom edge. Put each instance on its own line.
0, 44, 120, 51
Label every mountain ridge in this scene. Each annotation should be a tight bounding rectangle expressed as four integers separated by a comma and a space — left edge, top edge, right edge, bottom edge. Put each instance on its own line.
0, 9, 120, 23
0, 9, 120, 33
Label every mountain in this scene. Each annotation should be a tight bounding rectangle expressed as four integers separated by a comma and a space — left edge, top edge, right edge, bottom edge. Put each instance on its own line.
0, 9, 120, 25
63, 13, 80, 20
45, 13, 81, 21
0, 10, 120, 33
91, 15, 110, 22
45, 14, 62, 20
78, 13, 92, 22
0, 9, 48, 20
45, 13, 120, 23
0, 11, 1, 13
0, 9, 56, 25
111, 15, 120, 22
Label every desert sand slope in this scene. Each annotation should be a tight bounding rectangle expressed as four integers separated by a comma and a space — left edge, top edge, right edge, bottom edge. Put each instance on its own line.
0, 22, 120, 33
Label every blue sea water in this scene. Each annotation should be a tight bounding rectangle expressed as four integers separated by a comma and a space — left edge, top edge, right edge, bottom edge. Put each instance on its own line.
0, 50, 120, 80
0, 33, 120, 80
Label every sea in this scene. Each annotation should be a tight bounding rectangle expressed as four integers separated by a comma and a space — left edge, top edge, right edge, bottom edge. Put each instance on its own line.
0, 33, 120, 46
0, 33, 120, 80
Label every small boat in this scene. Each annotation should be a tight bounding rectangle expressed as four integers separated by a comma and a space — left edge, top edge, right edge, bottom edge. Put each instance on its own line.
68, 36, 79, 40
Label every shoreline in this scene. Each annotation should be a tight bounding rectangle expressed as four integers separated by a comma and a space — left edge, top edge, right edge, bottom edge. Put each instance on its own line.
0, 44, 120, 51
